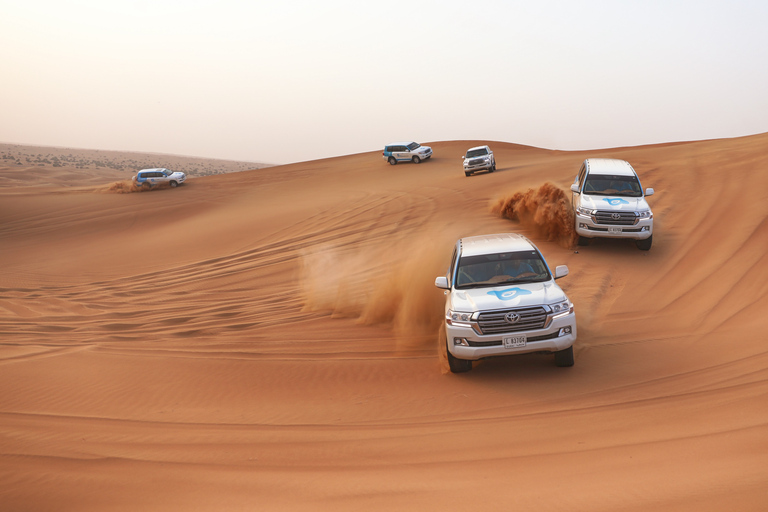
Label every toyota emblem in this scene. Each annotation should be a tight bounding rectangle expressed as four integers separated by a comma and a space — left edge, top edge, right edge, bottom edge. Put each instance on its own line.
611, 213, 621, 220
504, 312, 520, 324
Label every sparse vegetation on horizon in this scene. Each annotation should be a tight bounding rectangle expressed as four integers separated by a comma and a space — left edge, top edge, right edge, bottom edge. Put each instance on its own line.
0, 143, 270, 178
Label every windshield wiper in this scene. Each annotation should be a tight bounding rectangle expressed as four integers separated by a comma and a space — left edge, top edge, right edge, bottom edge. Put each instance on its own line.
456, 283, 495, 289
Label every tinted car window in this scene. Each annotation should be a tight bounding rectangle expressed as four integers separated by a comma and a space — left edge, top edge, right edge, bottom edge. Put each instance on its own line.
455, 250, 551, 289
583, 174, 642, 196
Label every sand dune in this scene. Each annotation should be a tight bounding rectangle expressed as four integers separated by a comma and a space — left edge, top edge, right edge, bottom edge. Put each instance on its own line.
1, 135, 767, 511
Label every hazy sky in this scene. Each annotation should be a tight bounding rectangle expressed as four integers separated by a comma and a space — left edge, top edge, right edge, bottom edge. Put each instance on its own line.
2, 0, 767, 164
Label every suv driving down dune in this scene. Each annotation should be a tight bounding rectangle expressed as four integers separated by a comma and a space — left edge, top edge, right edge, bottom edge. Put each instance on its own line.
571, 158, 654, 250
463, 145, 496, 176
435, 233, 577, 373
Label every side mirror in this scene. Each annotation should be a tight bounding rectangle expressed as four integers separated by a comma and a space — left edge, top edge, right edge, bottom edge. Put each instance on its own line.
570, 183, 579, 193
435, 276, 449, 289
554, 265, 569, 280
645, 188, 654, 196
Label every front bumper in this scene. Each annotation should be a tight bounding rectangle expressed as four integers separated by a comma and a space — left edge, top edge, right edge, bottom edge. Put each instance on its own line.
445, 311, 576, 360
464, 159, 492, 171
464, 164, 492, 172
575, 212, 653, 240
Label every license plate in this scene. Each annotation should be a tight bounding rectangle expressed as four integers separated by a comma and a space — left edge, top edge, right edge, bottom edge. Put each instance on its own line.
608, 227, 623, 233
503, 336, 526, 349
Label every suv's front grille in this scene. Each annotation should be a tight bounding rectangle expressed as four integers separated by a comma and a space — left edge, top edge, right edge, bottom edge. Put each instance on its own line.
469, 158, 485, 166
476, 306, 547, 335
594, 210, 637, 225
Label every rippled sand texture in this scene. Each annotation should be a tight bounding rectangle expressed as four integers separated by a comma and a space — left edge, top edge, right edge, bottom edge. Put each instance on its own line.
2, 135, 767, 511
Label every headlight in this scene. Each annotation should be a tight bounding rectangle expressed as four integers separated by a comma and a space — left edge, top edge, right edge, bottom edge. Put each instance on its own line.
550, 300, 572, 317
636, 209, 652, 219
576, 206, 594, 216
446, 309, 473, 325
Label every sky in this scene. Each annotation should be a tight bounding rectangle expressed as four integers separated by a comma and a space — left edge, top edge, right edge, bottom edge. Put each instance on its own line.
2, 0, 767, 164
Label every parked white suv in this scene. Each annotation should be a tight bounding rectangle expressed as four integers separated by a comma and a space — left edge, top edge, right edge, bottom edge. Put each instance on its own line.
435, 233, 576, 373
462, 145, 496, 176
570, 158, 654, 250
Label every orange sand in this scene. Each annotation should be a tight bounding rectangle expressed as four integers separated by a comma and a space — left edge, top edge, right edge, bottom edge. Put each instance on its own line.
1, 135, 767, 511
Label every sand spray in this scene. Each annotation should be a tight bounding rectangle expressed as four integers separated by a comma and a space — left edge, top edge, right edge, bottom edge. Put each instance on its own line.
491, 182, 576, 248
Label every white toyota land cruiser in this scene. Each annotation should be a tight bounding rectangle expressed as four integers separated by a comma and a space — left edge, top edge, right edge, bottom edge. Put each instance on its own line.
570, 158, 655, 250
382, 142, 433, 165
462, 145, 496, 176
435, 233, 576, 373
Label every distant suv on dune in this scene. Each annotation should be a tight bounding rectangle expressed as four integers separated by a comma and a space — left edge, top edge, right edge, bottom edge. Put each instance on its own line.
462, 145, 496, 176
133, 168, 186, 189
382, 142, 432, 165
570, 158, 655, 250
435, 233, 576, 373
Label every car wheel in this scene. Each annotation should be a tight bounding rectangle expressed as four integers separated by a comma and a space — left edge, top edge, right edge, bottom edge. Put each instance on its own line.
465, 171, 472, 177
388, 157, 397, 165
412, 156, 421, 164
169, 181, 178, 188
141, 181, 151, 190
554, 345, 574, 367
441, 330, 472, 373
636, 235, 653, 251
577, 236, 590, 246
491, 162, 496, 171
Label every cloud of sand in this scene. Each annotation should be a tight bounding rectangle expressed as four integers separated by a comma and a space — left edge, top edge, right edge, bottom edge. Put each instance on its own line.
491, 182, 576, 248
300, 237, 451, 348
98, 180, 172, 194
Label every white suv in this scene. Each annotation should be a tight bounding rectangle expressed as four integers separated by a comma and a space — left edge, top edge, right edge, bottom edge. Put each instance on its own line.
570, 158, 655, 250
435, 233, 576, 373
133, 168, 186, 189
462, 145, 496, 176
382, 142, 433, 165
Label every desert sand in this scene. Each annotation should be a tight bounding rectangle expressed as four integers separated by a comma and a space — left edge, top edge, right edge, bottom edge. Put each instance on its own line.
1, 134, 767, 511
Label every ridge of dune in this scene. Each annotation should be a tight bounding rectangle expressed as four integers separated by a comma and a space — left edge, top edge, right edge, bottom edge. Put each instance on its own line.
1, 133, 768, 511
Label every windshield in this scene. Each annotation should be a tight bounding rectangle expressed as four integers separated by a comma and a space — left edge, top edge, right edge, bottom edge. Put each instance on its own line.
455, 250, 551, 289
583, 174, 642, 197
407, 142, 421, 151
466, 148, 488, 158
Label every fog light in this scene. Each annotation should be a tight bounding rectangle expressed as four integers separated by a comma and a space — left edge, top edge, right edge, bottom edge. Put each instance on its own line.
579, 223, 588, 228
453, 338, 469, 347
559, 326, 572, 336
641, 226, 649, 232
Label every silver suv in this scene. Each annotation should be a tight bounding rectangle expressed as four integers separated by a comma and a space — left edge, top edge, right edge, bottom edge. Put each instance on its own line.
382, 142, 433, 165
435, 233, 576, 373
133, 168, 186, 189
462, 145, 496, 176
570, 158, 654, 250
